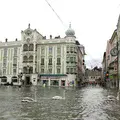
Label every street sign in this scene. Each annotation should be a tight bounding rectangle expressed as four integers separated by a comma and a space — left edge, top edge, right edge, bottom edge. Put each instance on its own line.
110, 47, 118, 56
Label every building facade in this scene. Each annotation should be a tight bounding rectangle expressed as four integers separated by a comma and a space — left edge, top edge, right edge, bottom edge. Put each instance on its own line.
85, 68, 102, 84
102, 15, 120, 88
102, 30, 118, 88
0, 24, 86, 87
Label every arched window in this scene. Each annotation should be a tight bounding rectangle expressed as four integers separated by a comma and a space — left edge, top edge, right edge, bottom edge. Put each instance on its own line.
29, 56, 33, 62
29, 44, 34, 51
23, 56, 28, 63
23, 67, 27, 74
11, 76, 17, 82
23, 44, 28, 51
29, 67, 33, 74
1, 76, 7, 82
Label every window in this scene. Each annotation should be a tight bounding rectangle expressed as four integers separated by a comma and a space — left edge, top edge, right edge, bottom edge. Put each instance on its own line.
67, 57, 69, 61
41, 58, 44, 65
23, 56, 28, 63
3, 62, 6, 67
13, 58, 17, 63
74, 57, 76, 62
29, 44, 34, 51
49, 58, 52, 65
29, 67, 33, 74
67, 46, 69, 52
57, 58, 61, 65
67, 68, 69, 73
74, 68, 76, 73
41, 47, 44, 54
14, 48, 17, 56
70, 46, 73, 52
50, 80, 59, 86
41, 69, 44, 73
29, 56, 33, 63
4, 48, 7, 56
49, 47, 52, 54
70, 57, 73, 62
3, 69, 6, 74
74, 47, 77, 53
8, 49, 10, 60
23, 44, 28, 51
1, 77, 7, 82
57, 68, 60, 73
57, 47, 61, 54
13, 69, 16, 74
49, 69, 52, 73
70, 68, 73, 73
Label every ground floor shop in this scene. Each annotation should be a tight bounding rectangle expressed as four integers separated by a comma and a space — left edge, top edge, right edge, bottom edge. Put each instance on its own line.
0, 74, 78, 87
38, 74, 77, 87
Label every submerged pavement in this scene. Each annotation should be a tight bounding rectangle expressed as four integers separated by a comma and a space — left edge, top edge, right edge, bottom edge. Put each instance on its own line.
0, 85, 120, 120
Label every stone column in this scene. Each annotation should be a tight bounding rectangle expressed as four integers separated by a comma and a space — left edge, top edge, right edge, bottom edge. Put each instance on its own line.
59, 79, 61, 86
48, 78, 50, 86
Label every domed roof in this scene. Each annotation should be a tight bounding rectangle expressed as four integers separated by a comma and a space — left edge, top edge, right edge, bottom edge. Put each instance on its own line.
65, 23, 75, 36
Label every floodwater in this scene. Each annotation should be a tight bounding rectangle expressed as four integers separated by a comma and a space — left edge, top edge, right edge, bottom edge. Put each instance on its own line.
0, 85, 120, 120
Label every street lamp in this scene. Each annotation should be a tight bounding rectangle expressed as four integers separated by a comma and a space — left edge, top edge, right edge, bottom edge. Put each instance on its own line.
18, 69, 23, 86
27, 63, 30, 74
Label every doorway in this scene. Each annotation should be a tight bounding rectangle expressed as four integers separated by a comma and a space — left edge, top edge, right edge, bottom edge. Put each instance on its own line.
25, 76, 31, 85
61, 80, 65, 86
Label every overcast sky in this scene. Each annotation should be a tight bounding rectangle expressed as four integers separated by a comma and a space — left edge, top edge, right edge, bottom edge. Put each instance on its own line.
0, 0, 120, 68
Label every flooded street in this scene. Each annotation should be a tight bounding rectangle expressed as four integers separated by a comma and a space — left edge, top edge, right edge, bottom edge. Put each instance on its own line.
0, 86, 120, 120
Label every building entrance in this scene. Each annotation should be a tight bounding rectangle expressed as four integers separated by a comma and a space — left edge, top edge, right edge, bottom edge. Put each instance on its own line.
25, 76, 31, 85
61, 80, 65, 86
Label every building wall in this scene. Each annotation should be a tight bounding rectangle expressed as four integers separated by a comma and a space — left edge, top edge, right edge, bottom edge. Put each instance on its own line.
0, 25, 86, 86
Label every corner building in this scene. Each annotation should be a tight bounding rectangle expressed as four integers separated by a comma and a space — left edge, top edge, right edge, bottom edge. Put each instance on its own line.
0, 24, 86, 87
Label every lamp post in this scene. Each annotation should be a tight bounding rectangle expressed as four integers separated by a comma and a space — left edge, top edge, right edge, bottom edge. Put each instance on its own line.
18, 69, 23, 87
27, 64, 29, 74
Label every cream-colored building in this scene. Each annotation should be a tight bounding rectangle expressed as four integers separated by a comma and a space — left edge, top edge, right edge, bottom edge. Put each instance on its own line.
0, 24, 86, 87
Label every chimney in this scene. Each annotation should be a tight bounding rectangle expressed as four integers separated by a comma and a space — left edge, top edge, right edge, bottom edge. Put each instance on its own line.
50, 35, 52, 39
5, 38, 7, 42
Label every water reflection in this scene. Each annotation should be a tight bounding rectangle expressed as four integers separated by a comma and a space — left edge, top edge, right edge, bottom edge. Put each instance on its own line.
0, 85, 120, 120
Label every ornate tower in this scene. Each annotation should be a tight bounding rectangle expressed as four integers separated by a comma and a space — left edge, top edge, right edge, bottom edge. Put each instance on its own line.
20, 24, 40, 85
